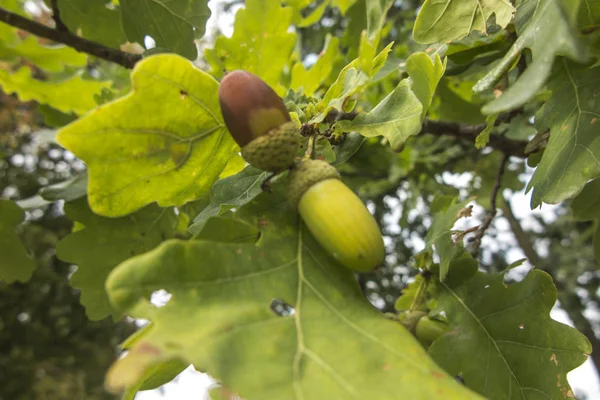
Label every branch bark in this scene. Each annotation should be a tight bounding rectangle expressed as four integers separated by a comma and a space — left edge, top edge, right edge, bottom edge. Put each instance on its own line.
330, 110, 529, 158
502, 197, 600, 374
471, 154, 509, 255
0, 6, 141, 69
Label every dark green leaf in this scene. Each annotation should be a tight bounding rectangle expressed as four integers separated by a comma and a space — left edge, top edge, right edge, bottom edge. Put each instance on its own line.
430, 270, 591, 399
189, 167, 268, 235
0, 200, 36, 283
527, 60, 600, 207
121, 0, 210, 59
475, 0, 589, 114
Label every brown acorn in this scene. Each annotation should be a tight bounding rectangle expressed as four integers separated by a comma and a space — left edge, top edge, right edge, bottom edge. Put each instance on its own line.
218, 70, 300, 172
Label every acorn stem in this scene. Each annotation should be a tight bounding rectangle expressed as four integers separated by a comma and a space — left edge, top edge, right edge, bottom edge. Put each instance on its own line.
304, 135, 316, 160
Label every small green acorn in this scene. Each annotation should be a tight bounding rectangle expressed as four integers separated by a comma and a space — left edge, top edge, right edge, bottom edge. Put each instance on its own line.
218, 70, 300, 172
287, 159, 385, 272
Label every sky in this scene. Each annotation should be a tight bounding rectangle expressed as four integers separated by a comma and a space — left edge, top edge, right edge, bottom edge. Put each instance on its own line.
137, 1, 600, 398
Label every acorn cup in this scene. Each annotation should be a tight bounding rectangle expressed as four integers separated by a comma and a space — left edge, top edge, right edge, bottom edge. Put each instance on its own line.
287, 159, 385, 272
218, 70, 301, 172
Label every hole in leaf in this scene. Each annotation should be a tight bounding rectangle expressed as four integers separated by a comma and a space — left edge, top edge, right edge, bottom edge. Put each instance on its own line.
151, 289, 172, 308
270, 299, 295, 317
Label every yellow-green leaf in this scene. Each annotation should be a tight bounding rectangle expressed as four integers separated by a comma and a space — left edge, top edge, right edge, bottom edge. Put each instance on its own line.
205, 0, 296, 92
0, 67, 110, 114
57, 54, 234, 217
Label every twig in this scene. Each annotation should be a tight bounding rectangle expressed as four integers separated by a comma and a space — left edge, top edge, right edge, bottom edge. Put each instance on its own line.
50, 0, 68, 32
329, 110, 529, 158
471, 153, 509, 255
0, 6, 141, 69
420, 116, 527, 158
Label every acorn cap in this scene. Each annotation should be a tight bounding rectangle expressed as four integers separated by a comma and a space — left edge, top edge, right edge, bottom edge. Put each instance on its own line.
241, 121, 300, 172
286, 159, 341, 208
219, 70, 291, 147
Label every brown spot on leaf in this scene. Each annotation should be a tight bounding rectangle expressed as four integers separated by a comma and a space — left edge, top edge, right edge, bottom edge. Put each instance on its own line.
592, 118, 598, 124
432, 371, 445, 379
456, 205, 473, 219
550, 353, 558, 366
382, 363, 391, 371
180, 90, 188, 99
136, 342, 162, 356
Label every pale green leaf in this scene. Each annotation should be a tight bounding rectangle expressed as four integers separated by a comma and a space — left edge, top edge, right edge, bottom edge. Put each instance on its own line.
189, 167, 268, 235
425, 198, 473, 280
55, 198, 179, 320
413, 0, 516, 44
474, 113, 499, 149
337, 79, 423, 151
297, 0, 329, 27
331, 0, 356, 14
475, 0, 589, 114
121, 0, 210, 59
527, 60, 600, 207
104, 189, 482, 400
0, 35, 87, 72
57, 54, 235, 217
51, 0, 126, 48
0, 67, 110, 114
366, 0, 394, 42
406, 52, 447, 119
291, 36, 340, 96
205, 0, 296, 91
430, 270, 591, 399
309, 42, 394, 123
0, 200, 36, 283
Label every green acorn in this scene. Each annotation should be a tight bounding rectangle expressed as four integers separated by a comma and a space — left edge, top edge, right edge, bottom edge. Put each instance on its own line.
219, 70, 300, 172
415, 316, 449, 343
287, 159, 385, 272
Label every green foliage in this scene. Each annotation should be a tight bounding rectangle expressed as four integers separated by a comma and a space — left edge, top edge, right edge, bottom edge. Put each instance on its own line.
309, 42, 393, 123
572, 179, 600, 260
52, 0, 126, 48
0, 67, 110, 114
0, 34, 87, 72
291, 36, 340, 96
205, 0, 296, 91
57, 55, 237, 217
189, 167, 268, 235
55, 198, 180, 320
430, 269, 591, 399
527, 60, 600, 207
475, 0, 589, 114
0, 199, 36, 282
2, 0, 600, 398
104, 191, 481, 399
425, 197, 474, 280
413, 0, 515, 44
121, 0, 210, 59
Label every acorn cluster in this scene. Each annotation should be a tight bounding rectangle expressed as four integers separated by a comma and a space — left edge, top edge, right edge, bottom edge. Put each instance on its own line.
219, 70, 384, 272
